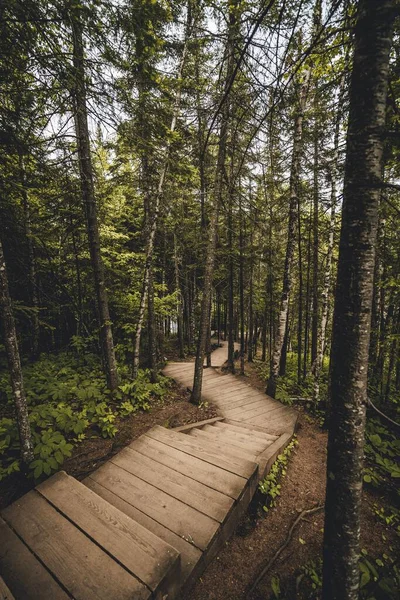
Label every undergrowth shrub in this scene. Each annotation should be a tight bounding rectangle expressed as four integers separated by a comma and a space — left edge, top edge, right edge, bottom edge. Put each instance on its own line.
259, 437, 298, 511
0, 351, 171, 481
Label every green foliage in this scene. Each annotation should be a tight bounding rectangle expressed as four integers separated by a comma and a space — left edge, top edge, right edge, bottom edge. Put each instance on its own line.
271, 575, 281, 599
0, 353, 170, 481
363, 419, 400, 496
259, 437, 298, 511
297, 551, 400, 600
254, 355, 328, 412
372, 504, 400, 537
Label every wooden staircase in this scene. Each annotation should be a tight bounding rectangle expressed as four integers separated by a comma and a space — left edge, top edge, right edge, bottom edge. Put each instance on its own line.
0, 346, 297, 599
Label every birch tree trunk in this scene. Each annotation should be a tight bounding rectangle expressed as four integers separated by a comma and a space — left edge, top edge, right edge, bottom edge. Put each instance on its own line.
174, 234, 185, 359
266, 72, 309, 396
71, 10, 118, 391
312, 73, 346, 402
322, 2, 396, 598
0, 237, 34, 465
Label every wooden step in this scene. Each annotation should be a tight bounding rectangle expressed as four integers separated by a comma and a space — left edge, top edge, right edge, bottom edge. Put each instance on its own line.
188, 428, 258, 461
130, 431, 245, 498
85, 424, 258, 596
213, 421, 278, 443
146, 425, 257, 479
1, 472, 181, 600
110, 447, 233, 522
0, 576, 14, 600
84, 477, 202, 592
200, 424, 268, 454
85, 460, 219, 552
0, 517, 70, 600
224, 418, 280, 436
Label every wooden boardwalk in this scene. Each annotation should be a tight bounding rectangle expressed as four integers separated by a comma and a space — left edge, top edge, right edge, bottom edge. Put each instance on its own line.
0, 344, 297, 599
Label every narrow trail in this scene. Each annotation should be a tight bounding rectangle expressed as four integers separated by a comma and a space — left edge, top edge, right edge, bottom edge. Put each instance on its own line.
0, 343, 298, 600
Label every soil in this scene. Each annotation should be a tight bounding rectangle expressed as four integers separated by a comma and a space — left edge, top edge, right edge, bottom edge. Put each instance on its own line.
0, 380, 218, 510
187, 360, 399, 600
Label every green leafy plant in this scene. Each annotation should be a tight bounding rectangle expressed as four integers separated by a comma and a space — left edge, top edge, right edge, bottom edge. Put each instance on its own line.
0, 353, 171, 482
259, 437, 298, 511
364, 419, 400, 496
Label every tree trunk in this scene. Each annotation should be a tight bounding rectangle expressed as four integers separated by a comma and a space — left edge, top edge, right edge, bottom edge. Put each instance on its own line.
226, 187, 235, 372
322, 3, 395, 599
303, 204, 312, 379
191, 0, 238, 403
19, 153, 40, 358
311, 121, 319, 365
174, 234, 185, 359
297, 196, 303, 384
266, 71, 310, 397
0, 237, 34, 465
312, 72, 346, 402
147, 265, 157, 382
71, 10, 118, 390
239, 193, 245, 375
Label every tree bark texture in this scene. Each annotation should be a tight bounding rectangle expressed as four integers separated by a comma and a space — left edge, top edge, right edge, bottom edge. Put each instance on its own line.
0, 237, 34, 465
266, 69, 310, 397
322, 3, 396, 599
312, 72, 346, 402
71, 11, 118, 391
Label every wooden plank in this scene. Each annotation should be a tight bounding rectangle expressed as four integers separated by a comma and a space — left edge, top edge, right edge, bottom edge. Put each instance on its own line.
37, 472, 179, 596
247, 412, 296, 433
172, 417, 224, 432
253, 406, 297, 427
213, 395, 269, 413
224, 418, 280, 436
188, 429, 257, 462
257, 432, 294, 479
145, 425, 256, 478
84, 477, 202, 595
205, 392, 262, 408
202, 377, 245, 390
200, 425, 268, 454
212, 389, 266, 405
110, 447, 233, 523
218, 394, 280, 411
132, 434, 246, 498
2, 492, 149, 600
213, 421, 278, 443
216, 389, 281, 407
89, 461, 219, 551
0, 577, 14, 600
0, 518, 69, 600
201, 379, 241, 392
225, 399, 287, 419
